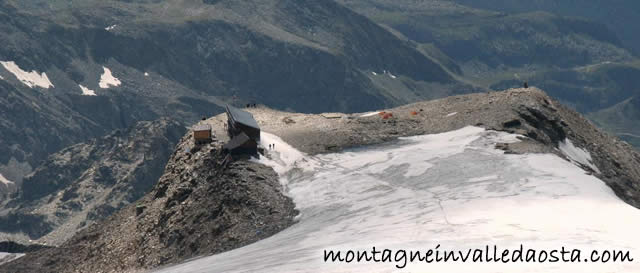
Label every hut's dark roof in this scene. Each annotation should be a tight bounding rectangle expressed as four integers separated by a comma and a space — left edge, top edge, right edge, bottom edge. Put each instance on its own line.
223, 132, 251, 150
226, 105, 260, 129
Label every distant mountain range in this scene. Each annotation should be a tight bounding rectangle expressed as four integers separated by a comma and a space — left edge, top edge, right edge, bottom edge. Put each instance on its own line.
451, 0, 640, 54
337, 0, 640, 148
0, 0, 476, 188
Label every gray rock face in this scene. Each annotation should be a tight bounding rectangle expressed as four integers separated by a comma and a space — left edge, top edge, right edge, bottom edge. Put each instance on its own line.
0, 118, 185, 245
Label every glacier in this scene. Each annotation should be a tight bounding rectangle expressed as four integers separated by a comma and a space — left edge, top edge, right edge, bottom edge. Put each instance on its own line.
155, 126, 640, 273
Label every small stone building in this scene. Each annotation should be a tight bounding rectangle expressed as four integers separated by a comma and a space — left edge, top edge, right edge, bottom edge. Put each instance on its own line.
193, 124, 213, 145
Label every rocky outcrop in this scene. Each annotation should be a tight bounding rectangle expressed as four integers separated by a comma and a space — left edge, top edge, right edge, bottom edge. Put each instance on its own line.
0, 129, 297, 273
0, 118, 185, 245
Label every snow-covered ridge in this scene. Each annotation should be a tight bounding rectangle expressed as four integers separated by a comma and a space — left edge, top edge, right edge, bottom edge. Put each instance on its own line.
0, 61, 54, 89
79, 84, 97, 96
99, 67, 121, 88
158, 127, 640, 273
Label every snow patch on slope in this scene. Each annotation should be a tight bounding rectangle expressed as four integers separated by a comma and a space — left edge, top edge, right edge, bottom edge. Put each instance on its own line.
0, 61, 54, 88
99, 67, 121, 89
559, 138, 600, 173
359, 111, 381, 117
0, 173, 14, 186
257, 132, 318, 177
78, 85, 97, 96
380, 70, 397, 79
105, 25, 117, 31
0, 252, 25, 265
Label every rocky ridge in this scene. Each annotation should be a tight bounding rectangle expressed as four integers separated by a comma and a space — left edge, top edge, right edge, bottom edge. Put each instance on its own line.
3, 88, 640, 272
207, 87, 640, 208
0, 127, 297, 273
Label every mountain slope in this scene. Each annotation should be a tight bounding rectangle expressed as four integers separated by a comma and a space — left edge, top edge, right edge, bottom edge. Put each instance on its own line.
451, 0, 640, 54
589, 96, 640, 147
337, 0, 632, 74
2, 0, 460, 111
0, 118, 185, 245
336, 0, 640, 149
3, 88, 640, 272
490, 62, 640, 112
0, 126, 297, 273
0, 0, 469, 186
